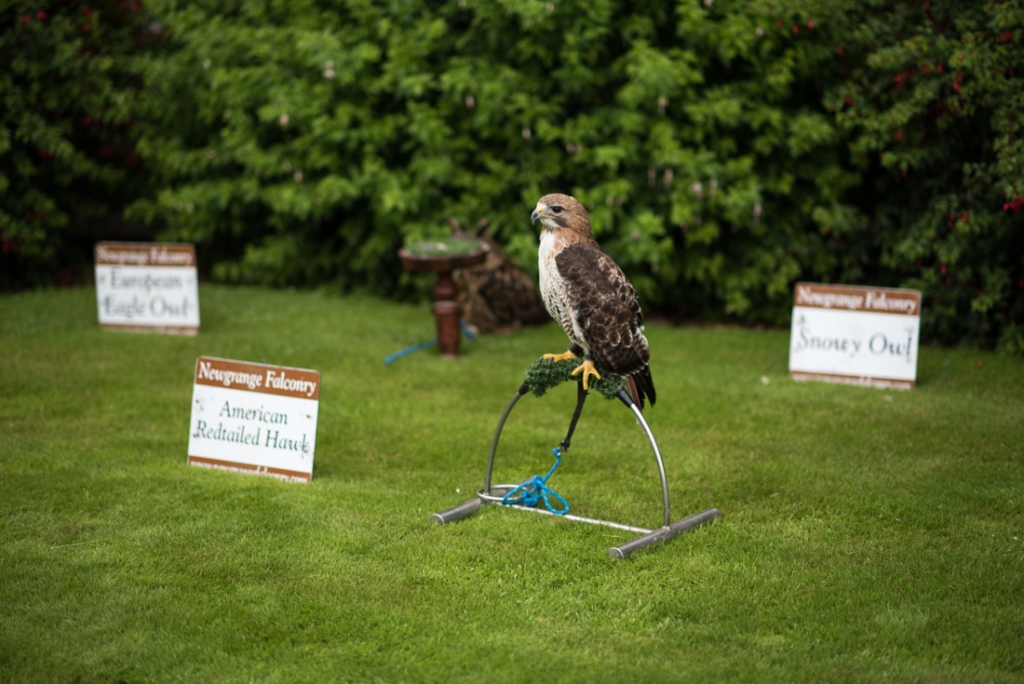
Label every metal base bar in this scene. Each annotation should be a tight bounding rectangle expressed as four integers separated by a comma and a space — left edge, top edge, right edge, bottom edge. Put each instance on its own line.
607, 507, 722, 559
430, 496, 485, 525
433, 489, 651, 534
430, 483, 523, 526
477, 483, 652, 533
492, 501, 653, 534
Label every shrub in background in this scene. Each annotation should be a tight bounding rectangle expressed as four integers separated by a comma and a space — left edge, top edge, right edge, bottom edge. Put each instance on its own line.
0, 0, 153, 288
7, 0, 1023, 351
127, 0, 852, 320
822, 0, 1024, 351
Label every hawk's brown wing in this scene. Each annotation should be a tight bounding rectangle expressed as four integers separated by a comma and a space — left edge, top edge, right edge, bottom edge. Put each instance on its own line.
555, 242, 656, 407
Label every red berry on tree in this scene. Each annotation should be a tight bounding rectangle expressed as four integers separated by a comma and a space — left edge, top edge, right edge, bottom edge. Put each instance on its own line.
37, 11, 47, 20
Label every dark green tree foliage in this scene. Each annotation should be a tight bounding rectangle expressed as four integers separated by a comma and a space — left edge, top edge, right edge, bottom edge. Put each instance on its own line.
824, 0, 1024, 351
0, 0, 152, 288
9, 0, 1023, 350
129, 0, 849, 319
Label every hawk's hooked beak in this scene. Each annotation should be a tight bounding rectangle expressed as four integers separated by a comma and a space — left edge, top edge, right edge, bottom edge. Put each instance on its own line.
531, 204, 548, 223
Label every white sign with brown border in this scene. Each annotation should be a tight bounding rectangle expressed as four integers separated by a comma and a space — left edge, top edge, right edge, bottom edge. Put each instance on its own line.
789, 282, 921, 390
94, 241, 200, 335
187, 357, 320, 483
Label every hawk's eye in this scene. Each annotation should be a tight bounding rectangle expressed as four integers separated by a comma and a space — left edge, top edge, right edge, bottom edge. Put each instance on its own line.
552, 206, 564, 214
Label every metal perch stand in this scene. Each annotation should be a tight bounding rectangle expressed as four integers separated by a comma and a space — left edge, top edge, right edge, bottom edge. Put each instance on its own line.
431, 376, 722, 559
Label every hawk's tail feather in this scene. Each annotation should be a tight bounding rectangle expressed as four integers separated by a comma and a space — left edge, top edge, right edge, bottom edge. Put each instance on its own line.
627, 376, 642, 411
630, 366, 656, 410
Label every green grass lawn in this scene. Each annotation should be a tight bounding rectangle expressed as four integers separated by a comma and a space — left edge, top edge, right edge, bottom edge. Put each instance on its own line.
2, 286, 1022, 683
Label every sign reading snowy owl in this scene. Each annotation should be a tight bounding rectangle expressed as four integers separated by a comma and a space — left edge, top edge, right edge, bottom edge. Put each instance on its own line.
789, 283, 921, 390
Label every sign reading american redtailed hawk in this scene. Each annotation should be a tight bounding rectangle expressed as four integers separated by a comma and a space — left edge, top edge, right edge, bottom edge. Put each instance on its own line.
187, 356, 321, 483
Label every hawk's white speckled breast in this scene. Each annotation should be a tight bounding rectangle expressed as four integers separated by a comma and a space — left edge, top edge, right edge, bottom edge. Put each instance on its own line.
538, 229, 586, 349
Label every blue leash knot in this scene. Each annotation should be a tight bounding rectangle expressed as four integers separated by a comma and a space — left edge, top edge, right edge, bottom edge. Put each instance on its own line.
501, 446, 570, 515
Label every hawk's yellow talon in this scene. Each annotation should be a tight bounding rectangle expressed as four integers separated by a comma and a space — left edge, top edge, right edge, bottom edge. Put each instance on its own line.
570, 359, 601, 390
542, 350, 578, 363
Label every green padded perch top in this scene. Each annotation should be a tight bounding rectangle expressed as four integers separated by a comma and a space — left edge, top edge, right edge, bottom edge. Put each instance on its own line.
524, 357, 626, 400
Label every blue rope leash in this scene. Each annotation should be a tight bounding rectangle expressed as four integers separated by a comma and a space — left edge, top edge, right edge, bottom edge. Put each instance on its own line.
384, 321, 476, 365
501, 446, 570, 515
384, 339, 436, 365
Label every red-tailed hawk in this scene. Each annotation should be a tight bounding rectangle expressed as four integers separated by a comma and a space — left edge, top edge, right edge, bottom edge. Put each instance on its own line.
532, 193, 656, 409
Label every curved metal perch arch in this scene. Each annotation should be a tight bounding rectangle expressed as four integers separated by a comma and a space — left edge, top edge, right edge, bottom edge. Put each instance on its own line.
431, 378, 721, 559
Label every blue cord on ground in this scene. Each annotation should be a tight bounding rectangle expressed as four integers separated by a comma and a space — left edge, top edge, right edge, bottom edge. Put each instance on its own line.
501, 446, 570, 515
384, 320, 476, 365
384, 339, 437, 365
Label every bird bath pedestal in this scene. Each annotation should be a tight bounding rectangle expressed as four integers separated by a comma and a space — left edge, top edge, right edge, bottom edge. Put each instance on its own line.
399, 239, 488, 357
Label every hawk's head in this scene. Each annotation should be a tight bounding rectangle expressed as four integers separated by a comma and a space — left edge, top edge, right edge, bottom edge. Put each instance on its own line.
531, 194, 593, 238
